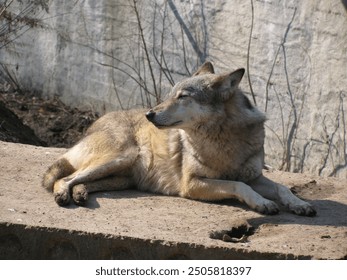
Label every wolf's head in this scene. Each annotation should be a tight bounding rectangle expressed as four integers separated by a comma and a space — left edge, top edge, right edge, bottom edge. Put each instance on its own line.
145, 62, 251, 130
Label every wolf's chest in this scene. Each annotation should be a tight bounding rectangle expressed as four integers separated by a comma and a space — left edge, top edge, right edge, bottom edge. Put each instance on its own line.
185, 142, 263, 183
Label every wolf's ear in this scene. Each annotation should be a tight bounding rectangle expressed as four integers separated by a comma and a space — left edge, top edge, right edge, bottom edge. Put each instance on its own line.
211, 68, 245, 89
210, 68, 245, 100
192, 61, 215, 76
228, 68, 245, 87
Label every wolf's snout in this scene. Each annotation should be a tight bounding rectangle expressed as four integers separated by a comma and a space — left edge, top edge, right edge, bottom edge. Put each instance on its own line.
145, 110, 156, 121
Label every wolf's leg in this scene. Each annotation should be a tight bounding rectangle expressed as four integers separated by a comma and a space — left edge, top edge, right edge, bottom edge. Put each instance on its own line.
182, 178, 279, 215
249, 175, 316, 216
72, 176, 134, 205
53, 150, 137, 206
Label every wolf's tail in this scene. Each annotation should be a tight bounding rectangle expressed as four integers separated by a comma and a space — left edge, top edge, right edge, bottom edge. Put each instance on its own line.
42, 157, 75, 192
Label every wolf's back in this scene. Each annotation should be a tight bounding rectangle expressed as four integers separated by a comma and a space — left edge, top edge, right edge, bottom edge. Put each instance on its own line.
42, 157, 75, 192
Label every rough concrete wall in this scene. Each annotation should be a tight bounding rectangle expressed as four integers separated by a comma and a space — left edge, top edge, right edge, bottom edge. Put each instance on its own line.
1, 0, 139, 111
1, 0, 346, 178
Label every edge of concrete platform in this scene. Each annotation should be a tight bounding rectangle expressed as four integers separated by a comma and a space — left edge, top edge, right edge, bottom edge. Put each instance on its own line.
0, 222, 314, 260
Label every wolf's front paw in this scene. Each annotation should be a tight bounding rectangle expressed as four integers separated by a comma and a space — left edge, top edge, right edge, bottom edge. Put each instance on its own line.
290, 202, 316, 216
255, 200, 279, 215
72, 184, 88, 206
54, 190, 71, 206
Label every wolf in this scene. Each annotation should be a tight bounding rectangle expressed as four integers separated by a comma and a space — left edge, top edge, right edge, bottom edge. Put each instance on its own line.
42, 62, 316, 216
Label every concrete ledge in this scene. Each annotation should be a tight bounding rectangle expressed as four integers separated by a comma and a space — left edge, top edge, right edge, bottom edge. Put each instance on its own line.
0, 141, 346, 259
1, 223, 308, 260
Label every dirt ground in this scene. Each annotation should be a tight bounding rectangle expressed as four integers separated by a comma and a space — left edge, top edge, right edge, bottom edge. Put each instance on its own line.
0, 90, 346, 259
0, 91, 98, 147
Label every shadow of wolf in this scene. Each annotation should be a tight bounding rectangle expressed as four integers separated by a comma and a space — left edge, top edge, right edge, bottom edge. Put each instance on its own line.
42, 62, 316, 217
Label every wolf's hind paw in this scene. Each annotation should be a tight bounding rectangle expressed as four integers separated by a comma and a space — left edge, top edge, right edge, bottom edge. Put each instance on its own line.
72, 184, 88, 206
290, 203, 316, 217
54, 191, 71, 206
255, 200, 279, 215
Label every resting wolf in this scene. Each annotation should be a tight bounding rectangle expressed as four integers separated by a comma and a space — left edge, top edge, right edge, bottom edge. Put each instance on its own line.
42, 62, 316, 216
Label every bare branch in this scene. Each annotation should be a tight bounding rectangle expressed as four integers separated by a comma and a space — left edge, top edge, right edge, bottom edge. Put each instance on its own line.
111, 69, 124, 111
247, 0, 256, 106
167, 0, 204, 63
327, 92, 347, 176
152, 0, 175, 88
180, 25, 191, 76
131, 0, 159, 104
265, 44, 281, 112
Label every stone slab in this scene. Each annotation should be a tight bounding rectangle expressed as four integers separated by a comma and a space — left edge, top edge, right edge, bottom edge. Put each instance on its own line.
0, 141, 346, 259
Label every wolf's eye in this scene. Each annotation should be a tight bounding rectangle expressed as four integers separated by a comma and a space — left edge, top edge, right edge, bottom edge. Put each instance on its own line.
185, 87, 195, 92
177, 92, 190, 99
178, 94, 189, 99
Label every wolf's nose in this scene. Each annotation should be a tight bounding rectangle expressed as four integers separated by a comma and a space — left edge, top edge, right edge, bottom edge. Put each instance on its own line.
145, 110, 156, 121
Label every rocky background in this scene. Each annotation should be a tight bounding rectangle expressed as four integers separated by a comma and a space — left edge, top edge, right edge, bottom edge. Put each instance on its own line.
0, 0, 346, 178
